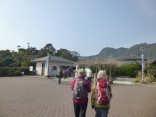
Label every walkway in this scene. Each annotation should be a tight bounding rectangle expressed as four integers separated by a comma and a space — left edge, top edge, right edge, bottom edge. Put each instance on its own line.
0, 76, 156, 117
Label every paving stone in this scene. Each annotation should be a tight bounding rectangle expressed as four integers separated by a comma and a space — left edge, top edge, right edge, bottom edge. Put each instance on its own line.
0, 77, 156, 117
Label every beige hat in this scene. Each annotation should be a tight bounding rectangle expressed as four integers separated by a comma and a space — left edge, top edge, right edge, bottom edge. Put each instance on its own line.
97, 70, 107, 79
76, 68, 86, 77
86, 70, 92, 77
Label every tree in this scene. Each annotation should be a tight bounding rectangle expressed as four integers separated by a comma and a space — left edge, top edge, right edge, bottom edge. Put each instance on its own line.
71, 51, 80, 61
38, 48, 48, 58
56, 48, 73, 60
55, 49, 80, 61
44, 43, 56, 55
29, 47, 38, 55
0, 56, 14, 67
38, 43, 56, 58
0, 50, 11, 58
0, 50, 13, 67
16, 51, 31, 67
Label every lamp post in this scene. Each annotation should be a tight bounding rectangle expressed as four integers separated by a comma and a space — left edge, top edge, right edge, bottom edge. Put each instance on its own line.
140, 47, 145, 83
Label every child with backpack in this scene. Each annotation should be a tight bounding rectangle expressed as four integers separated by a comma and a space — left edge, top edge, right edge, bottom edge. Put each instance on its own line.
91, 70, 112, 117
71, 68, 91, 117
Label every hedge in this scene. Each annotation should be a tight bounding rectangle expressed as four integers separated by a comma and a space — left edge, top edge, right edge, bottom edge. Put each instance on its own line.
115, 64, 141, 78
0, 67, 30, 77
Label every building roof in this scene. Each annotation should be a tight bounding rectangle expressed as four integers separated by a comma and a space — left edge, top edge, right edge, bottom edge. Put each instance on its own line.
73, 58, 122, 67
32, 55, 73, 64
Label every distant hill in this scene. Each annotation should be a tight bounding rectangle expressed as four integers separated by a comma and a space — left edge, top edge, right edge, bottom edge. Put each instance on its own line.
79, 43, 156, 61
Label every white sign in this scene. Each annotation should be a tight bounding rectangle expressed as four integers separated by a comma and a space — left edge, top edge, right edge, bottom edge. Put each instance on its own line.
29, 66, 33, 71
141, 55, 145, 70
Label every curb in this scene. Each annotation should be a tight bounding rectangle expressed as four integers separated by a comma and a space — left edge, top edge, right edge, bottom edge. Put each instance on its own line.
113, 80, 135, 85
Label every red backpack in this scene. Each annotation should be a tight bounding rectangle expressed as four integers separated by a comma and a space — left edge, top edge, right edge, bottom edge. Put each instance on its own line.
94, 77, 112, 105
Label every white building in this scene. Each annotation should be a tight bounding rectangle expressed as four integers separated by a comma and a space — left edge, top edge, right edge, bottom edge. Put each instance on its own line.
32, 55, 74, 76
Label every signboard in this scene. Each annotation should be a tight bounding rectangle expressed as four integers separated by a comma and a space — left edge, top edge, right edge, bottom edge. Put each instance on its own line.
29, 66, 33, 71
141, 55, 144, 70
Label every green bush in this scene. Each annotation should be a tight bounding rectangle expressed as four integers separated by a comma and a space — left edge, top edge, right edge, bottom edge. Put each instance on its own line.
83, 63, 141, 78
115, 63, 141, 78
90, 66, 98, 74
134, 78, 140, 83
148, 75, 155, 82
146, 73, 156, 82
0, 67, 29, 77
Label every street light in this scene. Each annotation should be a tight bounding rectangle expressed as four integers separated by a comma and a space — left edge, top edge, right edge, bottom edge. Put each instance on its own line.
140, 47, 145, 83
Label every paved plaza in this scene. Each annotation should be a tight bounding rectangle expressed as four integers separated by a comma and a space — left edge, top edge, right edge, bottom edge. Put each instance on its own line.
0, 76, 156, 117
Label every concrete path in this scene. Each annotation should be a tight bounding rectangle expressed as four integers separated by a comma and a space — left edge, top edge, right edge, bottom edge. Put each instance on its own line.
0, 76, 156, 117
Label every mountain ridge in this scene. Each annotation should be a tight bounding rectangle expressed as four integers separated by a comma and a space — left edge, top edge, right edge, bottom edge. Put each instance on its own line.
79, 43, 156, 61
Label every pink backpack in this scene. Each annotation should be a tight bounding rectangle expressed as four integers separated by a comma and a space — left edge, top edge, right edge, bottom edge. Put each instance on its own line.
94, 77, 112, 105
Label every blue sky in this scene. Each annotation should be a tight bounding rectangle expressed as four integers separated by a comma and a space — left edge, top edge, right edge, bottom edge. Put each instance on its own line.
0, 0, 156, 56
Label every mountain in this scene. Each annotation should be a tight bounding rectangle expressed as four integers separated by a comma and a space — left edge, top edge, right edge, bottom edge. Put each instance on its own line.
79, 43, 156, 61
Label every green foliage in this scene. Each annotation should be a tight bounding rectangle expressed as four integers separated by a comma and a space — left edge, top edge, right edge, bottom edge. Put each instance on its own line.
146, 71, 156, 82
0, 56, 14, 67
37, 43, 56, 58
38, 48, 48, 58
56, 48, 72, 60
134, 78, 140, 83
0, 50, 13, 67
0, 50, 11, 58
0, 67, 29, 76
56, 48, 77, 61
115, 63, 141, 78
0, 43, 79, 70
78, 64, 143, 79
148, 64, 156, 70
144, 63, 156, 82
148, 75, 155, 82
90, 66, 97, 74
71, 51, 80, 61
44, 43, 56, 55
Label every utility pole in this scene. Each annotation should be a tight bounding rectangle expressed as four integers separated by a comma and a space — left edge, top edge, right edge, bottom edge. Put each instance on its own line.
140, 47, 145, 83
